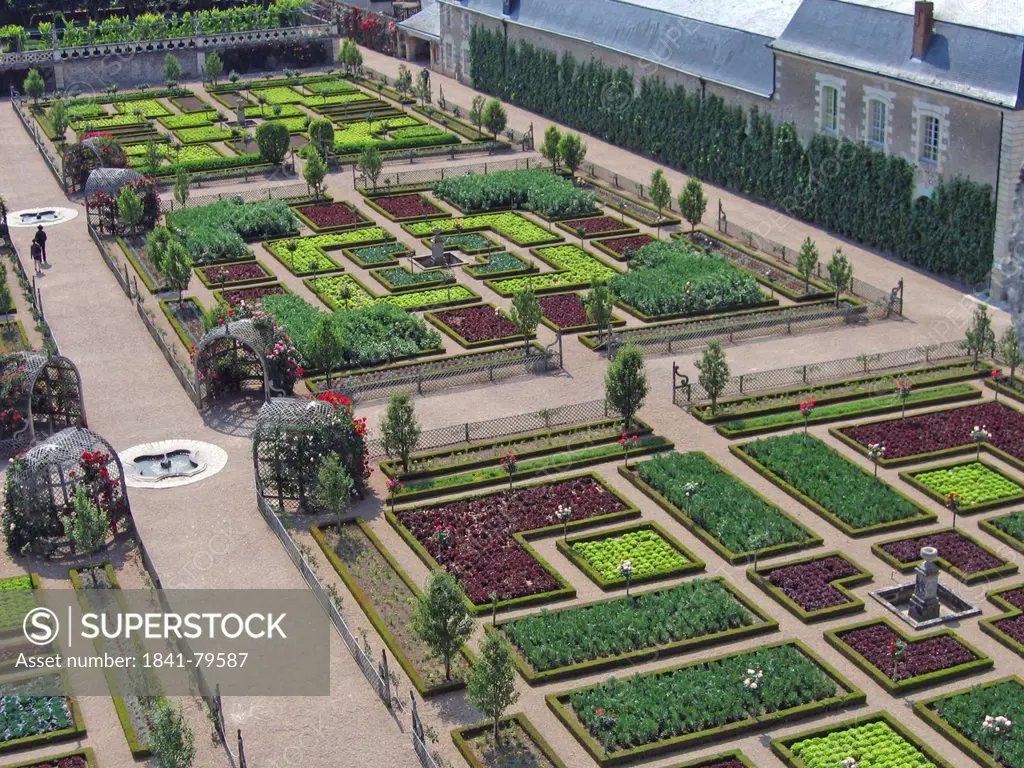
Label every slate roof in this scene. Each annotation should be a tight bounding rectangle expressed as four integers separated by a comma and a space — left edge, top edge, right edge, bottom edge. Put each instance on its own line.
774, 0, 1024, 108
399, 0, 441, 41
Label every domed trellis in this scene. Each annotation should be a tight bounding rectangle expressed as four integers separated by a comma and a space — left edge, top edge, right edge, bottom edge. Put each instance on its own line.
3, 427, 130, 555
253, 396, 367, 515
0, 353, 87, 452
194, 319, 290, 408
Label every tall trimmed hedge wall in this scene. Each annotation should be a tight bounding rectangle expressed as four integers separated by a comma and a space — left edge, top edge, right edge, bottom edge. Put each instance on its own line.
469, 27, 996, 285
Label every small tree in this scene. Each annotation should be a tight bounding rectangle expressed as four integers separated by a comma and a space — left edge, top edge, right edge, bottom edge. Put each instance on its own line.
1000, 326, 1023, 383
963, 303, 996, 367
255, 121, 290, 165
0, 266, 12, 322
173, 167, 191, 209
23, 68, 44, 102
415, 77, 431, 106
62, 486, 109, 555
411, 570, 473, 681
826, 248, 854, 306
482, 98, 507, 139
204, 50, 224, 84
395, 64, 413, 98
162, 53, 181, 86
695, 341, 730, 415
796, 237, 819, 293
159, 236, 192, 305
303, 148, 328, 197
47, 100, 70, 143
358, 145, 383, 190
678, 178, 707, 232
381, 391, 421, 474
143, 139, 163, 175
347, 40, 364, 73
584, 281, 615, 347
309, 314, 344, 387
149, 701, 196, 768
648, 168, 671, 237
540, 125, 562, 170
605, 344, 648, 431
117, 186, 143, 235
318, 452, 353, 530
559, 132, 586, 179
336, 39, 351, 70
308, 118, 335, 160
466, 633, 520, 745
469, 94, 487, 133
508, 288, 541, 352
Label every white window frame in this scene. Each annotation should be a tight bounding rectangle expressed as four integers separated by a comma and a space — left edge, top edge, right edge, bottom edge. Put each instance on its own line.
912, 100, 950, 170
921, 114, 941, 163
815, 73, 846, 136
822, 86, 839, 133
861, 86, 893, 152
868, 100, 886, 146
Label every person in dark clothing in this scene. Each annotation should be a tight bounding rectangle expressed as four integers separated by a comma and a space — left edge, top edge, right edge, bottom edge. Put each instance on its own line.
30, 241, 42, 275
33, 225, 47, 265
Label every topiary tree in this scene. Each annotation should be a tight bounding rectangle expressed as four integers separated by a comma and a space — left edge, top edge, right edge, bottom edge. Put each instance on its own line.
470, 94, 487, 134
826, 248, 854, 306
649, 168, 671, 237
482, 98, 507, 139
963, 302, 996, 368
303, 149, 328, 197
143, 139, 163, 176
204, 50, 224, 84
678, 178, 707, 232
308, 118, 335, 160
255, 121, 290, 165
47, 100, 70, 143
541, 125, 562, 170
467, 633, 520, 744
381, 391, 421, 475
605, 344, 648, 430
309, 314, 344, 387
358, 145, 383, 190
695, 341, 730, 415
162, 53, 181, 86
999, 325, 1023, 383
796, 236, 819, 293
584, 281, 615, 347
412, 569, 473, 681
508, 288, 541, 352
395, 64, 413, 99
173, 167, 191, 209
149, 700, 195, 768
23, 68, 44, 102
318, 452, 353, 531
558, 132, 586, 180
159, 235, 192, 305
117, 186, 143, 235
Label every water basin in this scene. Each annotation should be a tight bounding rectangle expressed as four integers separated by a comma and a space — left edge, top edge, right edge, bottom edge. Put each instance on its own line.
132, 449, 203, 480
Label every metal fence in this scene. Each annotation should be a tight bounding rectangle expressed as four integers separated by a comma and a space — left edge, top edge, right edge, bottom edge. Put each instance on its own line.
355, 157, 544, 192
672, 340, 972, 406
160, 183, 319, 213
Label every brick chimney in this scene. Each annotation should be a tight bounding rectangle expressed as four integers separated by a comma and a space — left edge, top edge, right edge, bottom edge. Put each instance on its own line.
912, 0, 934, 58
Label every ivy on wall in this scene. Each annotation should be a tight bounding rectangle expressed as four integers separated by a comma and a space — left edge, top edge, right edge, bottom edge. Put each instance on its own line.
470, 27, 996, 285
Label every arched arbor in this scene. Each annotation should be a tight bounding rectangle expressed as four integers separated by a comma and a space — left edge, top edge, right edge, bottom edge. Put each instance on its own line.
0, 352, 87, 452
194, 319, 296, 408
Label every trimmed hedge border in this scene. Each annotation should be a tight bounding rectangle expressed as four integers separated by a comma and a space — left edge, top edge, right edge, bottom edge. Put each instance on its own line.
556, 217, 638, 239
729, 441, 937, 537
310, 520, 473, 697
619, 461, 822, 565
872, 527, 1018, 585
0, 748, 98, 768
490, 576, 775, 685
771, 710, 954, 768
115, 234, 165, 293
424, 303, 529, 350
913, 676, 1024, 768
291, 201, 371, 233
0, 668, 87, 756
824, 617, 993, 695
451, 713, 568, 768
555, 520, 705, 590
362, 193, 451, 223
386, 472, 642, 614
194, 259, 276, 289
747, 550, 872, 623
980, 582, 1024, 658
158, 296, 205, 351
547, 639, 864, 767
986, 375, 1024, 405
980, 513, 1024, 556
900, 457, 1024, 514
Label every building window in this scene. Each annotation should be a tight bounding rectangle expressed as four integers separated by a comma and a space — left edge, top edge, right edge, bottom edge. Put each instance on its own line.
921, 114, 940, 162
462, 14, 470, 33
445, 42, 452, 66
868, 100, 886, 148
821, 85, 839, 133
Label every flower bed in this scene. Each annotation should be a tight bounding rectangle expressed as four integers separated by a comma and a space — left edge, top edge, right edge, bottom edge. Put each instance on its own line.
495, 577, 771, 683
452, 714, 567, 768
982, 585, 1024, 657
216, 283, 288, 308
593, 233, 656, 261
826, 619, 991, 694
390, 474, 639, 611
365, 193, 448, 222
538, 292, 625, 333
772, 713, 951, 768
549, 640, 862, 765
308, 273, 480, 313
405, 212, 561, 247
874, 529, 1017, 584
0, 574, 39, 633
464, 251, 534, 278
915, 677, 1024, 768
981, 510, 1024, 555
344, 242, 411, 268
293, 202, 370, 232
557, 216, 638, 238
558, 522, 702, 588
433, 169, 596, 218
424, 232, 502, 255
834, 401, 1024, 466
196, 260, 275, 288
426, 304, 521, 348
750, 552, 870, 622
732, 434, 935, 535
902, 460, 1024, 513
370, 266, 455, 293
625, 452, 820, 564
486, 245, 618, 296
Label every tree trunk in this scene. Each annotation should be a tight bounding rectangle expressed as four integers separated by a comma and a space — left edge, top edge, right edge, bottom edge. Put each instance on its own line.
402, 455, 409, 474
493, 716, 500, 744
444, 655, 451, 681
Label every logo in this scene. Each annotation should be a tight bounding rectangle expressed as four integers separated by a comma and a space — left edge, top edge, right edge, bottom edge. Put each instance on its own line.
23, 607, 59, 646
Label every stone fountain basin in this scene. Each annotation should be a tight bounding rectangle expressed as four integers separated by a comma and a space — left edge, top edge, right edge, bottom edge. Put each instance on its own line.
118, 439, 228, 489
871, 583, 981, 630
131, 448, 206, 481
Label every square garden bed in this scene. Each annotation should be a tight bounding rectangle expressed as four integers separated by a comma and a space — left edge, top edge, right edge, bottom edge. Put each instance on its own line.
365, 193, 449, 222
0, 748, 97, 767
370, 266, 455, 293
425, 304, 524, 349
195, 260, 275, 289
214, 283, 289, 309
344, 242, 412, 268
592, 233, 656, 261
981, 584, 1024, 658
293, 202, 370, 232
748, 552, 871, 623
901, 459, 1024, 513
0, 672, 85, 754
538, 292, 626, 334
463, 251, 535, 279
0, 574, 40, 638
981, 510, 1024, 555
557, 216, 638, 239
665, 753, 756, 768
421, 232, 502, 255
873, 528, 1017, 585
452, 713, 566, 768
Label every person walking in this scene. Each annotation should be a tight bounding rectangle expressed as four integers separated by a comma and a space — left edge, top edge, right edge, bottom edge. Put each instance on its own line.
30, 241, 42, 275
33, 225, 47, 265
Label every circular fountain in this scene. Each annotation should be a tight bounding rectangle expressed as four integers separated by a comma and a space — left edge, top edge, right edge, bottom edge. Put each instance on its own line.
7, 207, 79, 228
119, 439, 227, 488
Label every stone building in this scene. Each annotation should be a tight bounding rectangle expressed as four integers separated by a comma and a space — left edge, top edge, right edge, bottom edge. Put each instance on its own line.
430, 0, 1024, 295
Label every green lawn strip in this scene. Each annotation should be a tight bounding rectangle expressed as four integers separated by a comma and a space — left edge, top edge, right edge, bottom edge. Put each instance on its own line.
622, 452, 821, 565
717, 383, 982, 437
0, 573, 40, 638
306, 272, 480, 313
692, 360, 992, 424
392, 435, 673, 502
731, 434, 936, 536
914, 676, 1024, 768
452, 713, 569, 768
485, 244, 620, 297
980, 510, 1024, 555
492, 577, 774, 685
747, 551, 872, 624
0, 671, 86, 755
901, 459, 1024, 514
771, 711, 955, 768
980, 583, 1024, 658
556, 520, 702, 589
824, 618, 992, 696
872, 528, 1018, 585
548, 639, 863, 766
380, 417, 640, 480
310, 519, 472, 696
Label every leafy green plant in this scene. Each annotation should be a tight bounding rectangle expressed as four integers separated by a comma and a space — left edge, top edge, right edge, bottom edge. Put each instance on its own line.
433, 169, 594, 218
412, 570, 473, 680
913, 462, 1021, 506
790, 720, 936, 768
166, 199, 298, 264
409, 212, 556, 247
930, 680, 1024, 767
174, 124, 233, 143
487, 244, 615, 295
570, 528, 690, 582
